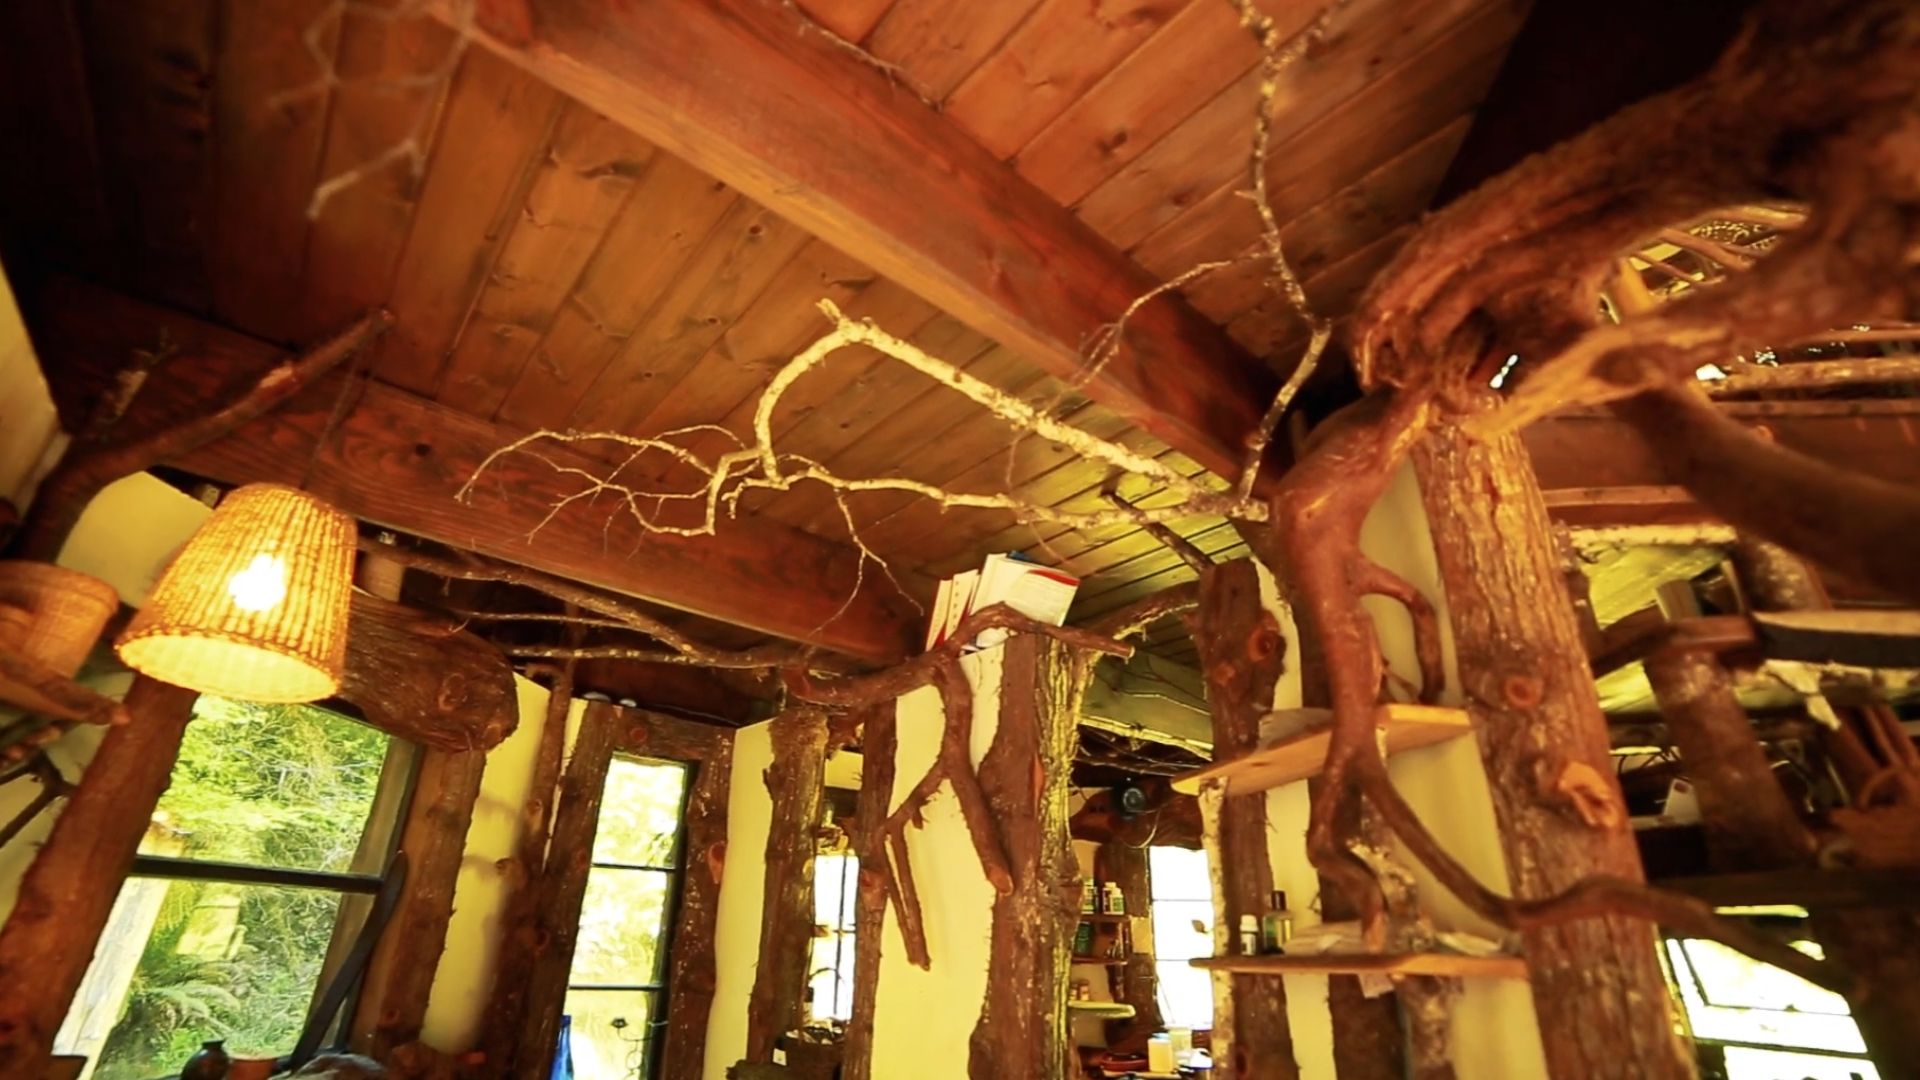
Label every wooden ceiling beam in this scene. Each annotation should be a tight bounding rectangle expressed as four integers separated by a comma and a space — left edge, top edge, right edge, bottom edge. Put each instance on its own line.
440, 0, 1276, 484
1525, 400, 1920, 526
26, 278, 920, 663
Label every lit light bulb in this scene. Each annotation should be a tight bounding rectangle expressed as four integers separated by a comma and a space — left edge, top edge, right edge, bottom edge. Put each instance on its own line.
227, 553, 288, 612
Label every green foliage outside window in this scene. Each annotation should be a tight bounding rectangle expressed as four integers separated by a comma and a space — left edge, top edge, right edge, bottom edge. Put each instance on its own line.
71, 696, 391, 1080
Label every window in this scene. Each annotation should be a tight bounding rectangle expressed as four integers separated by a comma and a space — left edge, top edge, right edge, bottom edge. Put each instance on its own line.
56, 695, 409, 1080
1664, 936, 1877, 1079
1147, 846, 1214, 1030
564, 757, 691, 1080
807, 853, 858, 1023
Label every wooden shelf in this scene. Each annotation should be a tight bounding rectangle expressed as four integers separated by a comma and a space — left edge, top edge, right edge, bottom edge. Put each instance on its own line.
1171, 704, 1470, 797
1191, 951, 1526, 979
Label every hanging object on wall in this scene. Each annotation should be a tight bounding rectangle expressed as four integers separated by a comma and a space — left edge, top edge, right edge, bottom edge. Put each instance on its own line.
116, 484, 355, 703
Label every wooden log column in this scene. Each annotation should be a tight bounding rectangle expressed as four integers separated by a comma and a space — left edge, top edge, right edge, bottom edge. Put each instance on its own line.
1412, 425, 1692, 1079
510, 702, 622, 1079
743, 707, 830, 1065
1191, 559, 1299, 1080
0, 675, 198, 1077
842, 705, 898, 1080
658, 719, 735, 1080
349, 558, 492, 1064
968, 634, 1081, 1080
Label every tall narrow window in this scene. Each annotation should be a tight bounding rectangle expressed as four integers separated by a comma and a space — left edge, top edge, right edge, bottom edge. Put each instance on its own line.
55, 695, 410, 1080
565, 757, 691, 1080
1147, 846, 1214, 1030
807, 852, 858, 1023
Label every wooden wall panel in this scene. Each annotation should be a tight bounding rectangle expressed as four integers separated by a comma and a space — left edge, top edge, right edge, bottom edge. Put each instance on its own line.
866, 0, 1042, 100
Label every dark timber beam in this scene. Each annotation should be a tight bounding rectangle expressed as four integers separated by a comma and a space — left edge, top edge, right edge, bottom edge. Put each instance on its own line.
1524, 401, 1920, 526
27, 279, 919, 662
441, 0, 1275, 484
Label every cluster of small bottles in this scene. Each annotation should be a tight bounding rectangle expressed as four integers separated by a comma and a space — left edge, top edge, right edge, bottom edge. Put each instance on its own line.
1237, 890, 1294, 955
1078, 878, 1126, 914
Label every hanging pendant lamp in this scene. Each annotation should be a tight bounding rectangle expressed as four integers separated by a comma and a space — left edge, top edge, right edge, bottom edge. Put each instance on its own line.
116, 483, 356, 703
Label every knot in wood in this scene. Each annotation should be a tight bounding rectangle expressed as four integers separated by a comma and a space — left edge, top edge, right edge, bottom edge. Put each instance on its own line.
625, 723, 650, 748
1502, 673, 1544, 709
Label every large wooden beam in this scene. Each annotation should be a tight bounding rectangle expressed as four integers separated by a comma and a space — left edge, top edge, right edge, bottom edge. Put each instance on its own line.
443, 0, 1274, 484
27, 279, 918, 662
1524, 400, 1920, 525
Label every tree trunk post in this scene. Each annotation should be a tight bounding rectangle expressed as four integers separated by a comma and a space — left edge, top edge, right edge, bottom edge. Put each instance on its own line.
842, 705, 897, 1080
967, 634, 1081, 1080
1191, 558, 1300, 1080
1412, 425, 1693, 1079
743, 707, 829, 1065
0, 675, 198, 1077
509, 702, 622, 1080
659, 724, 734, 1080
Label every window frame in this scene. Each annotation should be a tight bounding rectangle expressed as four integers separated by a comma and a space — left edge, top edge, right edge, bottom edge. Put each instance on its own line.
56, 695, 417, 1070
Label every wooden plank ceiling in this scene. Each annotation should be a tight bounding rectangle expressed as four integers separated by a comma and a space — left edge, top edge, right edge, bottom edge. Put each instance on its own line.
0, 0, 1527, 664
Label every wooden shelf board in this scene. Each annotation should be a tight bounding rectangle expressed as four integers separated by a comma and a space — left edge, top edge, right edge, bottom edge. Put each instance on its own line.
1171, 704, 1471, 797
1190, 951, 1526, 979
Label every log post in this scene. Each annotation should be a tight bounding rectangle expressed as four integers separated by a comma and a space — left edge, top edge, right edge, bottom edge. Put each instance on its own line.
967, 634, 1081, 1080
842, 705, 897, 1080
1191, 558, 1299, 1080
349, 555, 490, 1065
0, 675, 198, 1077
743, 707, 829, 1065
475, 662, 577, 1074
356, 748, 487, 1062
659, 723, 734, 1080
1412, 425, 1692, 1079
509, 702, 622, 1079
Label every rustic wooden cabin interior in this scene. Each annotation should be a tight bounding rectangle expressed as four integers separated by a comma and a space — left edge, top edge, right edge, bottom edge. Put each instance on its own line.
1, 0, 1917, 1078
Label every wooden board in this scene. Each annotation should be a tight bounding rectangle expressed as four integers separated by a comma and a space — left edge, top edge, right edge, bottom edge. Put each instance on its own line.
1191, 951, 1527, 979
1170, 704, 1471, 796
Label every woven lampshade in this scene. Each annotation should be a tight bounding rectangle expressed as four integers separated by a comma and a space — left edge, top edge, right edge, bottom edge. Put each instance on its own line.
116, 484, 356, 703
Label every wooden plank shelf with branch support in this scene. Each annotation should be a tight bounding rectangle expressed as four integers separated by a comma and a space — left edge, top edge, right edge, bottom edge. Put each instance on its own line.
1191, 952, 1528, 980
1170, 704, 1471, 797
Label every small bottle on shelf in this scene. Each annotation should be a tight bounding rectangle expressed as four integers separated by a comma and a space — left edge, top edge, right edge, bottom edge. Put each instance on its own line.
1238, 914, 1260, 956
1261, 890, 1294, 953
1081, 878, 1097, 913
1104, 882, 1125, 915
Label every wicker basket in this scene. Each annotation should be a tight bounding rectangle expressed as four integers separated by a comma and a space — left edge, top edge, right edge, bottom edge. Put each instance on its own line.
0, 560, 121, 677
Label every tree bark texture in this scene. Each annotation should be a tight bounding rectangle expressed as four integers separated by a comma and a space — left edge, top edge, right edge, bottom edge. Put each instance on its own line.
509, 702, 621, 1079
659, 720, 734, 1080
341, 592, 521, 752
355, 747, 486, 1062
0, 675, 197, 1077
743, 707, 829, 1065
474, 668, 577, 1074
842, 705, 897, 1080
967, 635, 1081, 1080
1192, 558, 1299, 1080
1412, 425, 1693, 1079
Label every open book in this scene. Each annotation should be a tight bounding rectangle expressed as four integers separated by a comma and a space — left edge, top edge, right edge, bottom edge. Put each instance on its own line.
924, 553, 1081, 651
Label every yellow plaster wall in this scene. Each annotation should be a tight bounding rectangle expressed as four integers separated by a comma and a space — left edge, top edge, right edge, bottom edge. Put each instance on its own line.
868, 647, 1003, 1079
419, 678, 585, 1051
0, 263, 63, 507
704, 718, 775, 1080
